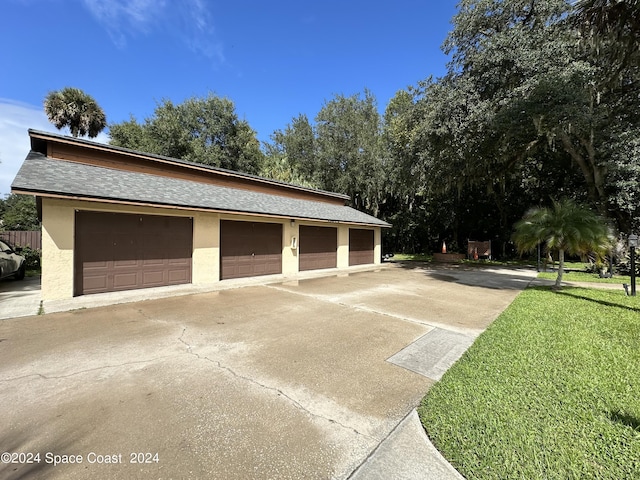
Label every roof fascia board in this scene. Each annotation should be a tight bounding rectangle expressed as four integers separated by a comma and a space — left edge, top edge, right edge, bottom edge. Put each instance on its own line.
12, 189, 390, 228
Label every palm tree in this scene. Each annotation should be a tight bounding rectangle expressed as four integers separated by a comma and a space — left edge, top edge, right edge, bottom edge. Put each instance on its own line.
513, 199, 613, 289
44, 87, 107, 138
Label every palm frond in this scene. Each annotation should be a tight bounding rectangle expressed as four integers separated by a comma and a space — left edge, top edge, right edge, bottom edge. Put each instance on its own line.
513, 199, 614, 287
43, 87, 107, 138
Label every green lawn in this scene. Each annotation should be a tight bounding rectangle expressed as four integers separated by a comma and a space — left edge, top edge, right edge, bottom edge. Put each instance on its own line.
538, 270, 631, 285
418, 287, 640, 480
391, 253, 434, 262
391, 253, 534, 267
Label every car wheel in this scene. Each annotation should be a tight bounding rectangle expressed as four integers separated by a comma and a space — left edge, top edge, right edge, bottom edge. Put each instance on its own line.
14, 264, 25, 280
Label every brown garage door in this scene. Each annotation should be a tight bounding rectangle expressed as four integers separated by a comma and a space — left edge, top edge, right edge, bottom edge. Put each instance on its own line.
349, 228, 375, 266
75, 211, 192, 296
220, 220, 282, 280
299, 225, 337, 271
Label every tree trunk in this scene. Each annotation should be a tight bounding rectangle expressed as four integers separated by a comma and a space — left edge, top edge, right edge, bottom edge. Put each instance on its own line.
555, 248, 565, 289
558, 130, 607, 215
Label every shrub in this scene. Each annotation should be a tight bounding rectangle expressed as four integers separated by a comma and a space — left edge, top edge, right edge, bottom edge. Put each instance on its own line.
19, 246, 41, 269
615, 248, 640, 276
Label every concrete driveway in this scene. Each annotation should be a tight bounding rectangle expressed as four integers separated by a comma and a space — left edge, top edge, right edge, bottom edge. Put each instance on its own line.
0, 275, 41, 320
0, 264, 536, 479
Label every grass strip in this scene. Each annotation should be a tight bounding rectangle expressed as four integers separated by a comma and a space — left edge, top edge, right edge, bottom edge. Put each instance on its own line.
538, 270, 631, 285
418, 287, 640, 480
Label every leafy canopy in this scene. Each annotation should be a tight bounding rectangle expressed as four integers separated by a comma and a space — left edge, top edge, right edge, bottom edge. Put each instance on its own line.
314, 90, 384, 215
0, 194, 40, 231
109, 94, 264, 175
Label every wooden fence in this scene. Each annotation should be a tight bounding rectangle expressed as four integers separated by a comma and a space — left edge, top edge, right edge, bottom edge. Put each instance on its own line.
0, 230, 42, 250
468, 240, 492, 260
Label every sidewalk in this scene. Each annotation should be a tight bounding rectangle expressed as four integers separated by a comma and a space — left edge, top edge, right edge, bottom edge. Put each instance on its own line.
349, 410, 465, 480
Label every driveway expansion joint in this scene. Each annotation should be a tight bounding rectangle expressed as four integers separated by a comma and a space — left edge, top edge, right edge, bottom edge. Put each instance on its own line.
347, 408, 416, 479
266, 284, 436, 328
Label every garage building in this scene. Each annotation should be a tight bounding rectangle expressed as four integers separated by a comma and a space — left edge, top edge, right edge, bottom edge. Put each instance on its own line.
11, 130, 390, 300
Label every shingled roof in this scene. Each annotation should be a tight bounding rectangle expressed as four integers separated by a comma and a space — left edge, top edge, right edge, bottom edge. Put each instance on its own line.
12, 151, 390, 227
26, 129, 350, 202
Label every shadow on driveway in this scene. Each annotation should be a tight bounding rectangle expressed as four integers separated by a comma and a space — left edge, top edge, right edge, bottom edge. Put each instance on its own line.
392, 261, 537, 290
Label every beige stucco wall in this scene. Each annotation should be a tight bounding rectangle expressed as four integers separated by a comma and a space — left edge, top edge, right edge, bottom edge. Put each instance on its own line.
374, 228, 382, 265
192, 212, 219, 284
283, 220, 299, 275
41, 198, 75, 300
337, 225, 350, 268
40, 198, 383, 300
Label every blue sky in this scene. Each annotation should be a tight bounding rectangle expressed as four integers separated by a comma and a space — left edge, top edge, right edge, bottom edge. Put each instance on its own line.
0, 0, 459, 195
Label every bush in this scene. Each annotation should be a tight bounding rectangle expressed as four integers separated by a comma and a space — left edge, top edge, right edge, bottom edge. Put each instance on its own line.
616, 252, 640, 276
19, 246, 41, 269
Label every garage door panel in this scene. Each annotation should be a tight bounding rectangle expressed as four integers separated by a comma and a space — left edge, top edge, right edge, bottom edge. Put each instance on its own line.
168, 258, 190, 266
220, 221, 283, 280
113, 272, 140, 290
299, 226, 337, 271
83, 274, 108, 293
113, 234, 135, 256
221, 255, 253, 279
113, 259, 139, 268
252, 253, 281, 275
168, 269, 189, 283
75, 212, 193, 296
301, 252, 335, 271
238, 260, 256, 276
82, 236, 112, 262
142, 271, 165, 286
142, 258, 165, 266
349, 229, 374, 266
85, 260, 109, 269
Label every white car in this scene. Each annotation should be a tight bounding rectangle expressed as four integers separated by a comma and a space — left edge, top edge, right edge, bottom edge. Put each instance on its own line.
0, 239, 26, 280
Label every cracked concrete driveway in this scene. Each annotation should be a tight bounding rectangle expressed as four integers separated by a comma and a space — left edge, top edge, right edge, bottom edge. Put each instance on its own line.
0, 264, 535, 479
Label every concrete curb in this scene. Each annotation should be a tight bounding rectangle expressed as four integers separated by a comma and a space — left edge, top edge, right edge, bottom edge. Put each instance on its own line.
349, 409, 465, 480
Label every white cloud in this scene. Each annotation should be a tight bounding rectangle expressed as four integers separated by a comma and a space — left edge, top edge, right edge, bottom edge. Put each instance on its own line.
0, 99, 108, 197
181, 0, 225, 63
81, 0, 224, 64
81, 0, 166, 47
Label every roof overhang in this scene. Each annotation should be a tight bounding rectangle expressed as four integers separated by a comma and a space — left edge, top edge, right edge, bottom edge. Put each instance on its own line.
12, 151, 391, 228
